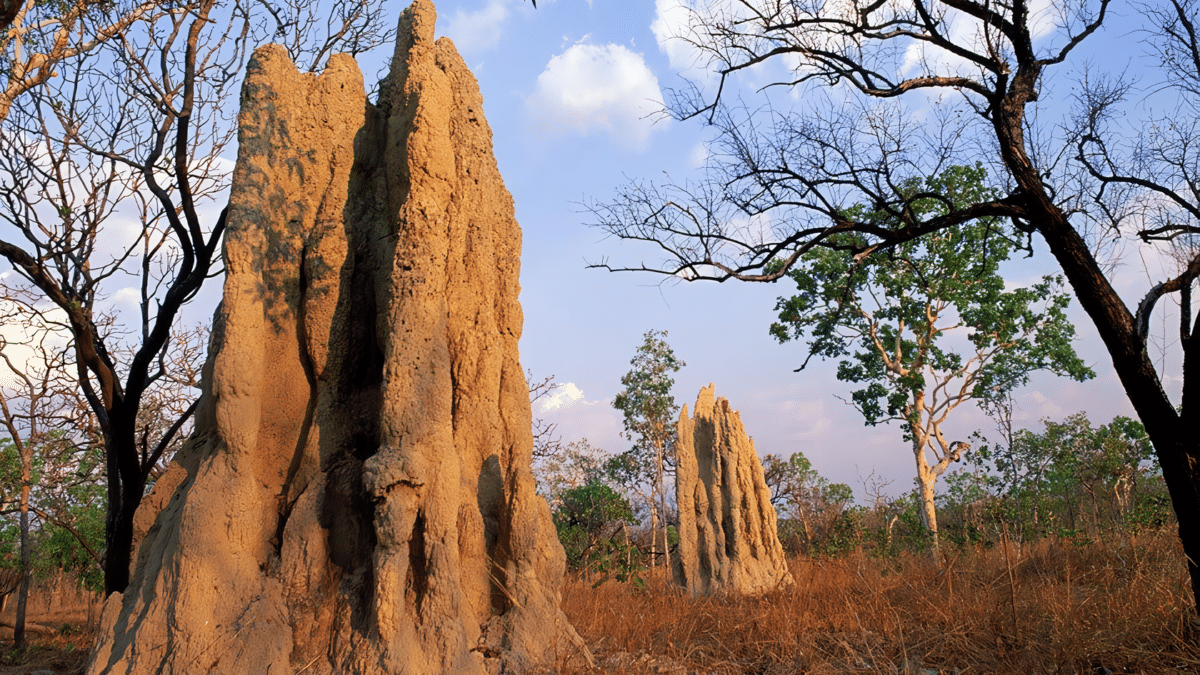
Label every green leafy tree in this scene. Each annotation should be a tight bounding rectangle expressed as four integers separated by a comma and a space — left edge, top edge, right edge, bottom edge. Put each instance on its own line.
553, 481, 638, 582
533, 438, 611, 510
1081, 416, 1159, 529
611, 329, 685, 572
974, 412, 1166, 541
0, 437, 105, 590
762, 451, 852, 555
769, 165, 1094, 559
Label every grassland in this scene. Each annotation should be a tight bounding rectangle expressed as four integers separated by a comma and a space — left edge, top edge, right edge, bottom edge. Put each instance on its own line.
3, 530, 1196, 674
561, 530, 1199, 674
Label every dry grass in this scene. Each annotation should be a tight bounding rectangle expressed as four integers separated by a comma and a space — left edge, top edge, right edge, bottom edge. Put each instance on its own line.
0, 625, 93, 675
561, 530, 1200, 674
2, 533, 1193, 674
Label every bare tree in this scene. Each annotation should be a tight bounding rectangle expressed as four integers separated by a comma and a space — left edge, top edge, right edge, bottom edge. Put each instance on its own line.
0, 0, 177, 122
0, 0, 392, 595
528, 369, 566, 460
589, 0, 1200, 612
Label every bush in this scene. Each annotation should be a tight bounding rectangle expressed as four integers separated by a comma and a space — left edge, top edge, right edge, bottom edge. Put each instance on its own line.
554, 481, 642, 583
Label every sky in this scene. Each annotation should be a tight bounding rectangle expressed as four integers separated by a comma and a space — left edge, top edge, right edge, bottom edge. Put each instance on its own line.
414, 0, 1177, 499
1, 0, 1183, 502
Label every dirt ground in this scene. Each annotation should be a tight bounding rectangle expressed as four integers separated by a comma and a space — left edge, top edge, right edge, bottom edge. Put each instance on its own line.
0, 574, 98, 675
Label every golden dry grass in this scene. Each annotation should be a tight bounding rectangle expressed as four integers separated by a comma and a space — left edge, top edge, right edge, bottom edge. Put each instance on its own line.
4, 532, 1195, 674
561, 531, 1200, 674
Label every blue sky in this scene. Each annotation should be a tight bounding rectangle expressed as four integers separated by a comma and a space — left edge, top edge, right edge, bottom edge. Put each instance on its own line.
413, 0, 1165, 498
1, 0, 1173, 501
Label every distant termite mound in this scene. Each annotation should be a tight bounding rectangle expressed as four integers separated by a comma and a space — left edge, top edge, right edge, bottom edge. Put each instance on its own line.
86, 1, 589, 673
674, 384, 794, 596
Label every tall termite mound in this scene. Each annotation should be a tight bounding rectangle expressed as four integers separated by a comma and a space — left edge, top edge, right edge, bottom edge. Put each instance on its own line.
674, 384, 794, 596
86, 2, 589, 673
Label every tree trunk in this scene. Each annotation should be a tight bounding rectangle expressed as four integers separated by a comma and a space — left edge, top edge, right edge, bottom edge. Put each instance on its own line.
648, 499, 659, 569
911, 433, 941, 565
14, 473, 30, 647
102, 415, 144, 597
1027, 191, 1200, 613
1145, 426, 1200, 614
660, 489, 671, 575
102, 479, 142, 596
916, 470, 940, 565
655, 444, 670, 576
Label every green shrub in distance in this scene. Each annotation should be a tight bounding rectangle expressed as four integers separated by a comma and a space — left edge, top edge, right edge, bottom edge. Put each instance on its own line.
553, 481, 641, 585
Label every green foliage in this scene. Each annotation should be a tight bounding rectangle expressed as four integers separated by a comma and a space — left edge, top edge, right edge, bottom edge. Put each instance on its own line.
770, 164, 1094, 430
557, 481, 636, 533
966, 412, 1169, 542
0, 435, 105, 593
611, 329, 685, 568
764, 413, 1172, 564
534, 438, 611, 510
554, 481, 642, 584
768, 164, 1093, 551
611, 329, 686, 484
764, 451, 856, 556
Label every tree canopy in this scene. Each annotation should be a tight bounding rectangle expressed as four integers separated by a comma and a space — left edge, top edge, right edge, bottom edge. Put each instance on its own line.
770, 163, 1094, 555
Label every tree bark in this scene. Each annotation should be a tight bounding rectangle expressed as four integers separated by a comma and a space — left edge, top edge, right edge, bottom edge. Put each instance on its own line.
1024, 175, 1200, 612
100, 407, 148, 596
14, 471, 30, 647
648, 499, 659, 569
655, 441, 671, 576
913, 444, 941, 566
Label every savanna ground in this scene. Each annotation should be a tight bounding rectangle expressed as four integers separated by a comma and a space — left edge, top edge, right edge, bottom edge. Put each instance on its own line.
3, 531, 1195, 674
0, 616, 92, 675
559, 530, 1199, 674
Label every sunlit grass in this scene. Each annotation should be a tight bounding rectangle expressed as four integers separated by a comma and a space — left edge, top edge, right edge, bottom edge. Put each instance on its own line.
560, 530, 1199, 673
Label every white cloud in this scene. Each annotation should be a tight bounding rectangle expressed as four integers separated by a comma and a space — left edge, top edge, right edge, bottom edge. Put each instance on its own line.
112, 287, 141, 306
441, 0, 512, 53
651, 0, 712, 83
1020, 390, 1065, 420
539, 381, 586, 413
527, 43, 667, 148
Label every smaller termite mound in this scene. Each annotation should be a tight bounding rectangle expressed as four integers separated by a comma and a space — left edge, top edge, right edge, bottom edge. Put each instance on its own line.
674, 383, 794, 596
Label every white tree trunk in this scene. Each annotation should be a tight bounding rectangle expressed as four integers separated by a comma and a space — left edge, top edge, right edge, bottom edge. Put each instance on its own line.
912, 432, 941, 565
916, 469, 940, 564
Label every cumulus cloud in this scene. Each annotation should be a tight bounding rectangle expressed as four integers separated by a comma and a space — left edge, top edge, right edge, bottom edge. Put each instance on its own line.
1021, 390, 1065, 420
527, 43, 666, 148
539, 381, 586, 413
651, 0, 713, 83
112, 287, 141, 306
441, 0, 512, 53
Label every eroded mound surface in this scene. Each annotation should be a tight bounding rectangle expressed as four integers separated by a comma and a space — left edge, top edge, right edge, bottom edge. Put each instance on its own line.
86, 2, 587, 673
674, 384, 794, 596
